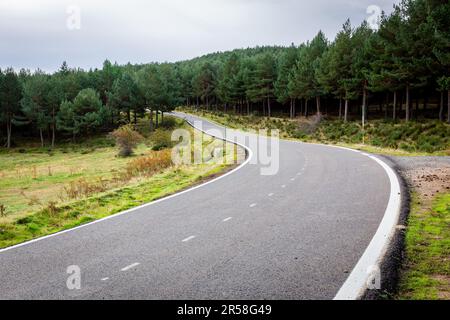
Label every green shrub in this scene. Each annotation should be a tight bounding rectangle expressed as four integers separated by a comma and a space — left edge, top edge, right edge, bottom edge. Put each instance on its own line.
110, 125, 144, 157
150, 129, 173, 151
160, 117, 178, 129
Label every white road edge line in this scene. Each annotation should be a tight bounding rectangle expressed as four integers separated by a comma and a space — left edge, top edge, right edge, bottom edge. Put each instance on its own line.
121, 263, 140, 272
186, 113, 403, 300
182, 236, 196, 242
280, 140, 402, 299
268, 193, 274, 197
249, 203, 257, 208
1, 112, 403, 301
101, 277, 109, 281
0, 112, 253, 254
223, 217, 233, 222
333, 153, 401, 300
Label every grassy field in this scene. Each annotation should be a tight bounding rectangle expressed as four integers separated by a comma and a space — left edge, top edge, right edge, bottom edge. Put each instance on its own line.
398, 193, 450, 299
0, 116, 239, 249
177, 108, 450, 156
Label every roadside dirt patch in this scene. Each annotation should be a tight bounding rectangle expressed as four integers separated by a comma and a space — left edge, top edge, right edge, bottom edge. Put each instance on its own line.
405, 167, 450, 203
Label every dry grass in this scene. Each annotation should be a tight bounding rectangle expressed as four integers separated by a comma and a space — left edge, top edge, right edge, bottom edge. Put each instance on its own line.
127, 149, 173, 176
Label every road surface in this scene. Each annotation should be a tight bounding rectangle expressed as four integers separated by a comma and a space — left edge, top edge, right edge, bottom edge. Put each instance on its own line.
0, 113, 392, 300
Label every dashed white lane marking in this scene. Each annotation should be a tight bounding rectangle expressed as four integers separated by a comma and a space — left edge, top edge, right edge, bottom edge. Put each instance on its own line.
121, 263, 140, 272
281, 185, 286, 188
249, 203, 257, 208
290, 178, 296, 181
268, 193, 274, 197
182, 236, 196, 242
101, 277, 109, 281
223, 217, 233, 222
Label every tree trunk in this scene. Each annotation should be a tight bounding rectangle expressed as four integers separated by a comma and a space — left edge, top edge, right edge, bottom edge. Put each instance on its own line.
304, 99, 308, 117
448, 89, 450, 124
6, 118, 11, 149
267, 97, 271, 118
293, 99, 296, 118
289, 99, 293, 119
362, 88, 367, 126
134, 111, 137, 125
246, 99, 250, 115
339, 97, 342, 119
316, 96, 321, 115
405, 85, 410, 122
439, 91, 444, 122
156, 109, 160, 128
51, 107, 56, 148
149, 109, 154, 132
344, 99, 349, 122
393, 91, 397, 121
39, 128, 44, 148
52, 124, 56, 148
415, 98, 419, 120
385, 92, 389, 119
400, 92, 404, 113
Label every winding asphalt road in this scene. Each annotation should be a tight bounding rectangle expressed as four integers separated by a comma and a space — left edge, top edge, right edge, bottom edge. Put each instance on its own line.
0, 113, 392, 300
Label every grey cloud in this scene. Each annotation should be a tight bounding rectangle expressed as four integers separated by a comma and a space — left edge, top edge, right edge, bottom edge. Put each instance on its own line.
0, 0, 399, 72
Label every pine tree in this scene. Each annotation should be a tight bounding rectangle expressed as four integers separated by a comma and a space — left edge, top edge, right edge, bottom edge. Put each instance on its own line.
21, 71, 51, 147
250, 53, 277, 117
275, 44, 298, 118
108, 72, 138, 124
430, 0, 450, 122
57, 88, 106, 141
136, 65, 164, 131
328, 20, 354, 121
0, 68, 22, 148
351, 21, 374, 125
217, 53, 240, 112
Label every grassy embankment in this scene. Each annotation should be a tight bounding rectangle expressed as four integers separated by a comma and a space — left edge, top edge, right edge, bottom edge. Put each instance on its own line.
0, 116, 239, 249
398, 193, 450, 299
177, 108, 450, 156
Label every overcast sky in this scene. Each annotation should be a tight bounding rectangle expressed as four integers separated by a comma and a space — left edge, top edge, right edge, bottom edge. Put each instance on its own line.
0, 0, 399, 72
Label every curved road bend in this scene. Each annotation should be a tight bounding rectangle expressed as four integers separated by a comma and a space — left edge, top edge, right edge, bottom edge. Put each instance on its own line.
0, 113, 390, 300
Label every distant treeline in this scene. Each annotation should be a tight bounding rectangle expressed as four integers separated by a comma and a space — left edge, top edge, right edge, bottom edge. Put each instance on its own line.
0, 0, 448, 148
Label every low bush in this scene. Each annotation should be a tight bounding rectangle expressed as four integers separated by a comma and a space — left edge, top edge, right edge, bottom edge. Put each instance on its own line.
110, 125, 144, 157
0, 204, 6, 217
150, 129, 173, 151
159, 116, 178, 129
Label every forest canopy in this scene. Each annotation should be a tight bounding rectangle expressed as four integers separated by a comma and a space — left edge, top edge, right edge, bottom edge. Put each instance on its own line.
0, 0, 449, 148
